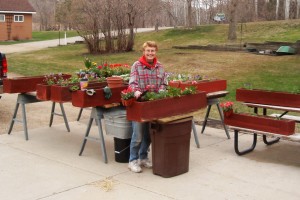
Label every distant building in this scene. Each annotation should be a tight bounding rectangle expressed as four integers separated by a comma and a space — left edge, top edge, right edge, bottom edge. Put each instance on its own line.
0, 0, 36, 41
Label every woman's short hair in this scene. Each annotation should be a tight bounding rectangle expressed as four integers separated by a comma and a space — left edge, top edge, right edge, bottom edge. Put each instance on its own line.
142, 41, 158, 51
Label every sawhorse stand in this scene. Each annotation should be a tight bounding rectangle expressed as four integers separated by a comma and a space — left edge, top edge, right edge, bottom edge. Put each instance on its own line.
201, 98, 230, 139
79, 106, 109, 163
8, 93, 70, 140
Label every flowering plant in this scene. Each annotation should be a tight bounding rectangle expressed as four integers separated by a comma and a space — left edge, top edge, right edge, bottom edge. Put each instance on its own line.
77, 57, 131, 79
121, 87, 135, 100
43, 73, 64, 85
220, 101, 234, 112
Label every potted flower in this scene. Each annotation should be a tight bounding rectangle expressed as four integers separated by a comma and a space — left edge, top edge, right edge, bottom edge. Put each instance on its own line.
36, 73, 71, 101
121, 87, 135, 106
220, 101, 234, 117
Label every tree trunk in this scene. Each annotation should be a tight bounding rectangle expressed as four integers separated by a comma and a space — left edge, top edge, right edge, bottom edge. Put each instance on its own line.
285, 0, 290, 19
187, 0, 193, 28
276, 0, 280, 19
228, 0, 238, 41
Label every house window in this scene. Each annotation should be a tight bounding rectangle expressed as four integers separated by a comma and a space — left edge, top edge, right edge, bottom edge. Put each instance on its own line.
14, 15, 24, 22
0, 14, 5, 22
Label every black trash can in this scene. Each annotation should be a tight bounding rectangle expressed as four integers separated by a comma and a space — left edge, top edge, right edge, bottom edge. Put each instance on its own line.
114, 137, 131, 163
150, 117, 192, 178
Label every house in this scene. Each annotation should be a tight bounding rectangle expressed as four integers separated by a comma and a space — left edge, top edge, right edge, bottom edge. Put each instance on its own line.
0, 0, 36, 41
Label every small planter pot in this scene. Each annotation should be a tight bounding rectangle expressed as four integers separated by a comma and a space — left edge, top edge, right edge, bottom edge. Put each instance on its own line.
121, 98, 136, 107
168, 81, 181, 88
3, 74, 71, 94
72, 86, 127, 108
36, 84, 51, 101
169, 79, 227, 94
224, 113, 296, 135
223, 109, 233, 118
236, 88, 300, 108
106, 77, 124, 88
126, 92, 207, 122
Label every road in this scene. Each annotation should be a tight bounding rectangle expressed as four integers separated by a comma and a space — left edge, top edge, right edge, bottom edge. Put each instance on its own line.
0, 27, 173, 54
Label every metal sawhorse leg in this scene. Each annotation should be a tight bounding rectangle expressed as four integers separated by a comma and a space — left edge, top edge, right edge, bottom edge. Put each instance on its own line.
49, 102, 70, 132
79, 107, 108, 163
8, 93, 70, 140
200, 98, 230, 139
192, 120, 200, 148
8, 93, 40, 140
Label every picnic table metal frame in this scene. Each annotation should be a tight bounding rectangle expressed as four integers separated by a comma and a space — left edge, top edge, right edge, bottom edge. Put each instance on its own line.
229, 103, 300, 155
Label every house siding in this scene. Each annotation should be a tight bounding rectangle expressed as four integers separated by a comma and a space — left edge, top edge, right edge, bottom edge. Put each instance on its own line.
0, 13, 33, 41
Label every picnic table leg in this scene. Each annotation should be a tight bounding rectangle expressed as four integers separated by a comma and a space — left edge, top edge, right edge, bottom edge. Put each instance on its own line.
262, 135, 280, 145
234, 130, 257, 155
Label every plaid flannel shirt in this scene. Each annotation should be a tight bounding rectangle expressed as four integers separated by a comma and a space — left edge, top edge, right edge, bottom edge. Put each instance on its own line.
129, 60, 167, 93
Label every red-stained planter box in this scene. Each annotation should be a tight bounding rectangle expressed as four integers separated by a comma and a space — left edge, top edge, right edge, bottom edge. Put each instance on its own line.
36, 84, 51, 101
169, 79, 227, 94
236, 88, 300, 108
3, 74, 71, 94
3, 76, 45, 93
126, 92, 207, 122
224, 113, 296, 135
51, 81, 108, 103
72, 86, 127, 108
50, 84, 77, 103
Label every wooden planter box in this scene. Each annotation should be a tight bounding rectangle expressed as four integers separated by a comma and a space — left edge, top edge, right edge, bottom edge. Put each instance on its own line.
50, 84, 77, 103
236, 88, 300, 108
72, 86, 127, 108
50, 81, 108, 103
36, 84, 51, 101
3, 74, 71, 94
169, 79, 227, 94
126, 92, 207, 122
3, 75, 45, 93
224, 113, 296, 135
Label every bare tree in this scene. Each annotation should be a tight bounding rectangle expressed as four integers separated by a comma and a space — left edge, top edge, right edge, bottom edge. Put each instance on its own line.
71, 0, 103, 53
30, 0, 56, 30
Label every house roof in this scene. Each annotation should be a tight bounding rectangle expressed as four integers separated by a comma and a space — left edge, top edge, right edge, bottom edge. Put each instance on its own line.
0, 0, 36, 14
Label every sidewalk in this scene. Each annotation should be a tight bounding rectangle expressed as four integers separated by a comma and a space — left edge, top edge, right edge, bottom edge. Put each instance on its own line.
0, 121, 299, 200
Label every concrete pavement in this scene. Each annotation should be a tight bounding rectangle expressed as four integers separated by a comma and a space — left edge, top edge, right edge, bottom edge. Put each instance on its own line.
1, 120, 299, 200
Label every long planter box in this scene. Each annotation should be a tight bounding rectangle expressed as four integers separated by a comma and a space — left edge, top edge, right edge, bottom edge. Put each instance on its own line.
72, 86, 127, 108
51, 84, 76, 103
126, 92, 207, 122
3, 74, 71, 94
36, 81, 107, 102
36, 84, 51, 101
224, 113, 296, 135
169, 79, 227, 94
236, 88, 300, 108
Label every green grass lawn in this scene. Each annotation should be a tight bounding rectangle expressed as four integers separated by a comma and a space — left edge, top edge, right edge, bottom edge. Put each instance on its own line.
6, 19, 300, 122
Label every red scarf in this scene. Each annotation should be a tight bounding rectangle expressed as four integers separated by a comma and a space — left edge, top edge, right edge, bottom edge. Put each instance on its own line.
139, 56, 157, 69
